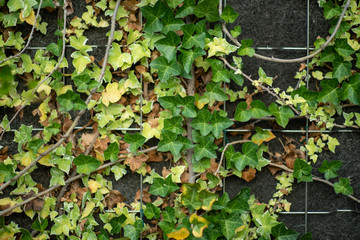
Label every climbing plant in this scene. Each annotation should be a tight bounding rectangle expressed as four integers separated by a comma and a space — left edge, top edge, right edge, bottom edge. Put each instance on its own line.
0, 0, 359, 239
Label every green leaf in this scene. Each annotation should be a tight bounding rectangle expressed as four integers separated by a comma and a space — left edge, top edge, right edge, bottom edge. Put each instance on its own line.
180, 183, 202, 210
71, 51, 92, 73
150, 56, 182, 82
179, 47, 206, 74
164, 116, 184, 135
166, 0, 183, 8
176, 0, 195, 18
238, 39, 255, 57
141, 0, 167, 32
20, 228, 31, 240
226, 188, 250, 214
181, 24, 206, 50
334, 39, 355, 57
50, 167, 65, 187
217, 212, 243, 240
110, 215, 126, 234
178, 96, 197, 118
73, 73, 100, 93
46, 39, 63, 57
318, 160, 342, 180
149, 175, 179, 197
69, 35, 92, 52
234, 102, 251, 122
204, 81, 228, 105
334, 178, 353, 195
299, 232, 313, 240
57, 90, 87, 112
221, 5, 239, 23
31, 218, 48, 232
0, 162, 15, 183
144, 202, 160, 219
123, 133, 146, 153
194, 0, 219, 22
332, 60, 352, 80
210, 111, 233, 139
14, 124, 33, 152
191, 108, 213, 136
154, 31, 181, 61
161, 8, 184, 34
271, 223, 299, 240
231, 26, 241, 38
293, 159, 313, 183
252, 127, 275, 145
7, 0, 24, 12
108, 43, 132, 70
268, 103, 294, 128
104, 142, 119, 162
323, 0, 342, 19
319, 47, 339, 63
232, 142, 258, 171
250, 100, 271, 118
0, 65, 15, 96
73, 154, 101, 175
318, 78, 343, 105
193, 135, 217, 161
27, 139, 44, 153
158, 130, 183, 157
343, 73, 360, 105
124, 225, 139, 240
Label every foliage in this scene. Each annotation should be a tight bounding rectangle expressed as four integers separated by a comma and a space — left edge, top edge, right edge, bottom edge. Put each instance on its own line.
0, 0, 359, 239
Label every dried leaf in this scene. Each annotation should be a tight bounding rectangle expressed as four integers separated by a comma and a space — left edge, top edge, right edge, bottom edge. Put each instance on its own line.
105, 190, 126, 209
241, 168, 256, 182
147, 150, 163, 163
124, 154, 148, 172
268, 161, 284, 175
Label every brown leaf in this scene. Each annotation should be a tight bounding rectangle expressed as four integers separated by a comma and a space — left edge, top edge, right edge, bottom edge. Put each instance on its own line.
146, 150, 163, 163
298, 63, 306, 71
79, 218, 88, 232
64, 0, 74, 16
181, 171, 189, 183
134, 187, 151, 203
209, 158, 218, 174
241, 168, 256, 182
94, 136, 110, 153
125, 154, 148, 172
121, 0, 140, 13
62, 116, 73, 133
268, 161, 285, 175
105, 190, 126, 209
22, 191, 45, 211
162, 166, 171, 178
81, 133, 96, 149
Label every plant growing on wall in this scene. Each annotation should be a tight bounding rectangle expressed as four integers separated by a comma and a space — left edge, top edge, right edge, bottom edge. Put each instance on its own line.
0, 0, 359, 239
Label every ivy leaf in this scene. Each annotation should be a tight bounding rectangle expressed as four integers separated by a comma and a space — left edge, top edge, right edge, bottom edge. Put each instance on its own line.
158, 95, 181, 115
251, 127, 275, 145
104, 142, 119, 162
0, 162, 15, 182
231, 26, 241, 38
31, 218, 48, 232
158, 130, 183, 157
226, 188, 250, 214
178, 96, 197, 118
181, 183, 202, 210
46, 39, 63, 57
318, 78, 343, 105
123, 225, 139, 240
50, 167, 65, 187
166, 0, 184, 8
232, 142, 258, 171
176, 0, 195, 18
154, 31, 181, 61
234, 102, 251, 122
69, 35, 92, 52
167, 227, 190, 240
144, 202, 160, 219
293, 159, 313, 183
318, 160, 342, 180
332, 60, 352, 80
194, 0, 219, 22
217, 212, 243, 240
141, 0, 167, 32
189, 214, 209, 238
161, 8, 184, 34
191, 108, 213, 136
164, 116, 184, 135
179, 47, 206, 74
108, 43, 132, 70
193, 135, 217, 161
150, 56, 182, 82
181, 24, 206, 49
323, 0, 342, 19
250, 100, 271, 118
343, 73, 360, 105
56, 90, 87, 112
268, 103, 294, 128
210, 111, 233, 139
123, 133, 146, 153
7, 0, 24, 12
271, 223, 299, 240
71, 52, 92, 73
221, 5, 239, 23
333, 178, 353, 195
334, 39, 355, 57
204, 81, 228, 106
73, 73, 99, 92
73, 154, 101, 175
319, 47, 339, 63
149, 175, 179, 197
238, 39, 255, 57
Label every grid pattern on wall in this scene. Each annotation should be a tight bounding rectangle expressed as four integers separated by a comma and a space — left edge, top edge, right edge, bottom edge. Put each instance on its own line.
1, 0, 359, 238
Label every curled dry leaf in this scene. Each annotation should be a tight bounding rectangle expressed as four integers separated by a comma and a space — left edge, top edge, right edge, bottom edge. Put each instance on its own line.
63, 0, 74, 16
146, 150, 163, 163
162, 166, 171, 178
241, 168, 256, 182
268, 161, 284, 175
124, 154, 148, 172
134, 187, 151, 203
22, 191, 45, 211
104, 190, 126, 209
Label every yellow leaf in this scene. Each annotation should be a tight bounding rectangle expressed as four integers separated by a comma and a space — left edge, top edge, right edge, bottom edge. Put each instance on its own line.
167, 227, 190, 240
142, 122, 160, 140
102, 82, 124, 106
88, 179, 102, 193
81, 201, 95, 218
39, 99, 50, 121
25, 209, 36, 219
189, 214, 209, 238
95, 150, 105, 163
20, 9, 36, 25
38, 147, 54, 166
21, 151, 35, 167
0, 198, 22, 213
58, 85, 73, 95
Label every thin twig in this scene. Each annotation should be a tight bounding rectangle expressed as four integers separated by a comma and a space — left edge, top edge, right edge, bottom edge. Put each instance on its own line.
0, 0, 44, 65
187, 66, 196, 183
268, 162, 360, 204
0, 0, 122, 192
221, 0, 351, 63
214, 139, 251, 176
0, 146, 157, 216
55, 130, 99, 213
